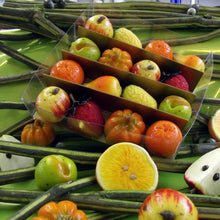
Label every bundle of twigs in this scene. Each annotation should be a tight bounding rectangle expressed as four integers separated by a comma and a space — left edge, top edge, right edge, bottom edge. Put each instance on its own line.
1, 0, 220, 45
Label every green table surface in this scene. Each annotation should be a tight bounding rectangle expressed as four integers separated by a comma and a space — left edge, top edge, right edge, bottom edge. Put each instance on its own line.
0, 25, 220, 219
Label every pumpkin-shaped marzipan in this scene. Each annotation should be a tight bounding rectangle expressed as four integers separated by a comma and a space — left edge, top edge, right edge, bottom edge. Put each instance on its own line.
21, 120, 55, 146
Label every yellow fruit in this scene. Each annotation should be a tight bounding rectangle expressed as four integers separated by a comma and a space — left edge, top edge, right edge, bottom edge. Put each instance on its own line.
122, 84, 157, 109
83, 75, 122, 97
208, 108, 220, 141
114, 27, 142, 48
96, 142, 159, 191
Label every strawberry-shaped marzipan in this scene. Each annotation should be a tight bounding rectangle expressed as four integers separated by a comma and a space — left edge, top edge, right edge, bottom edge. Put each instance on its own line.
163, 74, 190, 92
67, 97, 105, 138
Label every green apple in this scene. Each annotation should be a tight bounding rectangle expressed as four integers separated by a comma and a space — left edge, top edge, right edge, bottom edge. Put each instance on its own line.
159, 95, 192, 120
139, 188, 198, 220
69, 37, 101, 61
131, 59, 161, 81
35, 155, 77, 190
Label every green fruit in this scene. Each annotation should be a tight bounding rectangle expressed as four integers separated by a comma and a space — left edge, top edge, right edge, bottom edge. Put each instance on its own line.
69, 37, 101, 61
114, 27, 142, 48
35, 155, 77, 190
122, 84, 157, 109
159, 95, 192, 120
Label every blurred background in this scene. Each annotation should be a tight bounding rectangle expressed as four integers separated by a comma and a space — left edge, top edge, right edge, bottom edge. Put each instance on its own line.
91, 0, 220, 7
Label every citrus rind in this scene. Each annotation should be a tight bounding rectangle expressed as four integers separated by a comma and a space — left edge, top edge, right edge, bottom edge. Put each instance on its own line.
208, 108, 220, 141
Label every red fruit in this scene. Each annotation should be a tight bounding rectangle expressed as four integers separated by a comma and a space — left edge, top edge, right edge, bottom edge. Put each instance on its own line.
84, 14, 114, 37
164, 74, 189, 91
67, 100, 104, 138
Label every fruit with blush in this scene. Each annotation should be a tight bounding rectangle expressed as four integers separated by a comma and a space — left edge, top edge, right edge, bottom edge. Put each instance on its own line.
163, 74, 190, 91
35, 86, 71, 123
67, 99, 105, 138
159, 95, 192, 120
84, 14, 114, 37
138, 188, 198, 220
184, 148, 220, 196
173, 53, 205, 72
69, 37, 101, 61
131, 59, 161, 81
83, 75, 122, 97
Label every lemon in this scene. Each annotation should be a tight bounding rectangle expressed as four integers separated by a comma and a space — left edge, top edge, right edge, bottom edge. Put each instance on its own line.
114, 27, 142, 48
96, 142, 158, 190
122, 84, 157, 109
208, 108, 220, 141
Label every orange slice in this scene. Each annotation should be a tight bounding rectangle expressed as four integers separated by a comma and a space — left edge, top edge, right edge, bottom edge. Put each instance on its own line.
95, 142, 158, 191
208, 108, 220, 141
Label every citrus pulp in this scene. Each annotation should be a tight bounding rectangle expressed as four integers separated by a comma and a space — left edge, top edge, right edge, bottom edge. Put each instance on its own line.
96, 142, 158, 191
208, 108, 220, 142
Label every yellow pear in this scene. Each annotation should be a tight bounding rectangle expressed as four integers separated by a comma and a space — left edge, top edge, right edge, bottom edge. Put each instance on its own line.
122, 84, 157, 109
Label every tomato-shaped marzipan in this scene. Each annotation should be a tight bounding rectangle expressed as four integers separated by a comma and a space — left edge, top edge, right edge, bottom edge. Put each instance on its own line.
99, 47, 133, 71
104, 109, 146, 144
21, 119, 55, 146
31, 200, 87, 220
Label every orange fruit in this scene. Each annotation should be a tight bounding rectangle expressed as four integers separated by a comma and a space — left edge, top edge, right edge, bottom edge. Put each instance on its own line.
208, 108, 220, 142
145, 40, 173, 60
95, 142, 158, 191
50, 59, 84, 84
144, 120, 182, 158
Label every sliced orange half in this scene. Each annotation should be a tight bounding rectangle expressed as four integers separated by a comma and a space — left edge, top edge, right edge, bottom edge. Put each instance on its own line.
208, 108, 220, 141
95, 142, 158, 191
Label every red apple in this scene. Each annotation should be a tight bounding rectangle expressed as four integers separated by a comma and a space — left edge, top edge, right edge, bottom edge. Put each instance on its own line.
69, 37, 101, 61
159, 95, 192, 120
131, 59, 161, 81
84, 14, 114, 37
35, 86, 71, 123
139, 188, 198, 220
174, 53, 205, 72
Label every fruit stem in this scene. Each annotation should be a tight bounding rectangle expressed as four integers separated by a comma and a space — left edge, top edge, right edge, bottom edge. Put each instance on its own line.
7, 176, 96, 220
2, 188, 220, 219
0, 116, 33, 136
0, 41, 48, 69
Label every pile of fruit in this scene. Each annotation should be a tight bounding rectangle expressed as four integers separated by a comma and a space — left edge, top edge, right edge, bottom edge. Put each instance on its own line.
31, 14, 207, 160
1, 13, 218, 220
